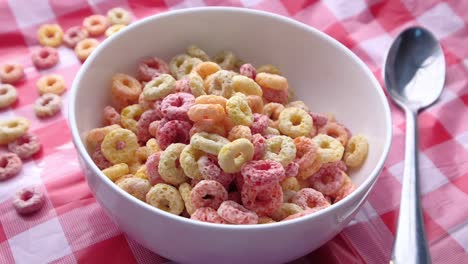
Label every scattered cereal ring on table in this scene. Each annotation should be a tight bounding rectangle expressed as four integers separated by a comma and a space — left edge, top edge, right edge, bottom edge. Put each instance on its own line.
344, 134, 369, 168
137, 57, 170, 82
218, 138, 254, 173
0, 117, 30, 145
239, 63, 256, 79
158, 143, 189, 186
246, 95, 263, 114
101, 128, 139, 164
34, 93, 62, 118
116, 177, 151, 201
270, 202, 303, 221
204, 70, 236, 98
107, 7, 132, 25
213, 51, 236, 70
190, 132, 229, 156
291, 188, 330, 210
264, 135, 296, 167
31, 46, 59, 69
83, 15, 108, 36
191, 207, 226, 224
0, 63, 24, 84
197, 155, 234, 189
278, 107, 313, 138
105, 24, 126, 37
13, 186, 44, 215
161, 92, 195, 121
241, 160, 284, 189
75, 38, 99, 61
143, 74, 176, 101
7, 134, 41, 159
192, 61, 220, 80
190, 180, 228, 210
146, 183, 185, 215
217, 200, 258, 224
226, 93, 253, 126
37, 24, 63, 47
312, 134, 344, 163
179, 182, 195, 215
231, 75, 262, 96
241, 183, 283, 216
0, 153, 22, 181
121, 104, 144, 133
186, 45, 210, 61
156, 120, 191, 150
36, 74, 66, 95
0, 84, 18, 109
63, 26, 88, 48
111, 73, 142, 108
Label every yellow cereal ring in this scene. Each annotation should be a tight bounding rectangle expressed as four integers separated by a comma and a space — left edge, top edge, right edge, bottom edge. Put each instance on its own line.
116, 177, 151, 201
213, 51, 236, 70
195, 95, 227, 109
280, 177, 301, 192
129, 162, 144, 174
0, 117, 30, 145
101, 128, 139, 164
192, 61, 220, 80
176, 57, 202, 80
74, 38, 99, 61
180, 144, 204, 180
231, 75, 263, 96
37, 24, 63, 47
255, 72, 288, 91
134, 164, 148, 180
264, 135, 296, 167
286, 101, 310, 112
246, 95, 264, 114
257, 64, 281, 75
102, 163, 129, 182
146, 183, 184, 215
257, 216, 276, 224
204, 70, 236, 98
218, 138, 254, 173
227, 125, 252, 142
121, 104, 144, 133
186, 45, 210, 61
312, 134, 344, 163
226, 93, 253, 126
143, 74, 175, 100
263, 127, 280, 136
179, 182, 195, 215
187, 104, 226, 123
105, 24, 126, 37
107, 7, 132, 25
263, 102, 284, 121
278, 107, 313, 138
270, 203, 303, 221
344, 135, 368, 168
146, 138, 161, 154
85, 124, 121, 152
169, 54, 191, 77
158, 143, 189, 186
190, 132, 229, 155
187, 73, 206, 97
36, 74, 66, 95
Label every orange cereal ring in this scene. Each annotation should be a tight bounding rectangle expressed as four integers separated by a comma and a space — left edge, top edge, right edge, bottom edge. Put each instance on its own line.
194, 95, 227, 109
36, 74, 66, 95
111, 73, 142, 108
75, 38, 99, 61
192, 61, 220, 80
37, 24, 63, 47
189, 119, 227, 137
318, 122, 349, 146
246, 95, 264, 114
187, 104, 226, 123
263, 102, 284, 121
255, 72, 288, 91
231, 75, 262, 96
83, 15, 109, 36
0, 64, 24, 84
227, 125, 252, 142
294, 136, 321, 179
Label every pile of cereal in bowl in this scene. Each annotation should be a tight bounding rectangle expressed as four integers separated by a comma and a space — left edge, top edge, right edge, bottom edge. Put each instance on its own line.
85, 45, 369, 225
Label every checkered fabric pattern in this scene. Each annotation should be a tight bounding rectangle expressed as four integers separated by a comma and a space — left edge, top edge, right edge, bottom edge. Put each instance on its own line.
0, 0, 467, 263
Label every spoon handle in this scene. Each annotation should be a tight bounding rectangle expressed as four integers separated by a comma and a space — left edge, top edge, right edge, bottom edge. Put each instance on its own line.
390, 108, 431, 264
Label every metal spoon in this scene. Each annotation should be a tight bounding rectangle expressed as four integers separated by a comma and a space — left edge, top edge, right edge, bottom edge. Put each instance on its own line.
385, 27, 445, 264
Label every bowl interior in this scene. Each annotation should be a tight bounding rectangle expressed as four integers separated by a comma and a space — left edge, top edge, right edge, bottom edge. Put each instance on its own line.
71, 8, 391, 193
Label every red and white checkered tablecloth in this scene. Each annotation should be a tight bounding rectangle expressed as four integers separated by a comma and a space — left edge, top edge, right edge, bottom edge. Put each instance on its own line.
1, 0, 467, 263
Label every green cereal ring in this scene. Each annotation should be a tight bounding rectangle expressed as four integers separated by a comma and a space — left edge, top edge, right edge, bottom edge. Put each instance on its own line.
143, 74, 175, 100
169, 54, 191, 77
186, 45, 210, 61
158, 143, 189, 186
180, 144, 204, 180
190, 132, 230, 156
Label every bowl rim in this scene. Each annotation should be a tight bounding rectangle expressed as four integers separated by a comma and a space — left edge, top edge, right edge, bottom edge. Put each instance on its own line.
69, 6, 392, 230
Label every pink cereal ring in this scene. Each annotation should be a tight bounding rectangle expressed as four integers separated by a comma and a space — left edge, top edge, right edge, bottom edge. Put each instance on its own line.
160, 92, 195, 121
91, 144, 112, 170
190, 180, 228, 210
310, 112, 328, 128
284, 161, 299, 179
32, 47, 59, 69
137, 110, 161, 143
241, 183, 283, 216
239, 63, 256, 79
156, 120, 191, 150
241, 160, 285, 189
63, 26, 88, 48
292, 188, 330, 210
251, 133, 267, 160
13, 186, 45, 215
310, 161, 347, 196
145, 152, 165, 185
7, 134, 41, 159
334, 179, 357, 203
218, 200, 258, 224
174, 78, 191, 94
0, 153, 22, 181
250, 113, 269, 134
234, 173, 244, 192
103, 106, 121, 126
137, 57, 170, 82
262, 87, 288, 104
197, 155, 235, 189
191, 207, 227, 224
318, 122, 350, 146
228, 191, 242, 204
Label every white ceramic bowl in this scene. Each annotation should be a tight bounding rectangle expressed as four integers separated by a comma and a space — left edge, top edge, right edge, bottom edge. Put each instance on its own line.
69, 7, 392, 264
